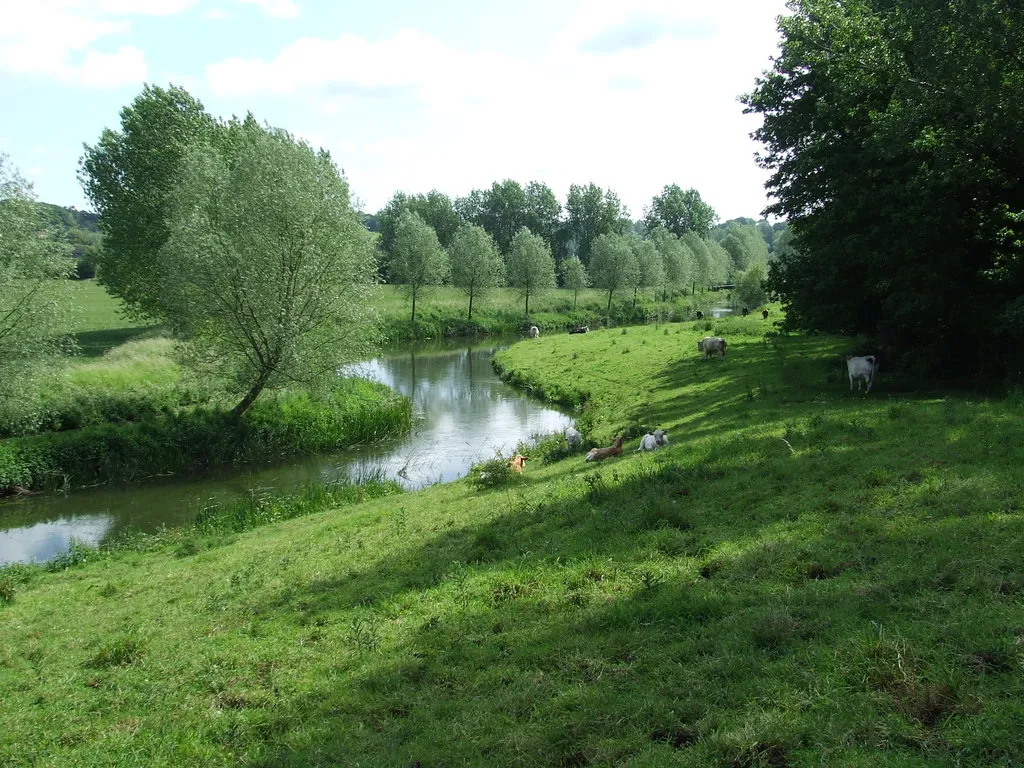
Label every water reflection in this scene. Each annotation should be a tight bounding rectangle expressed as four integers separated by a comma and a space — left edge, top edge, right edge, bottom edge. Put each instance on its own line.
0, 338, 571, 565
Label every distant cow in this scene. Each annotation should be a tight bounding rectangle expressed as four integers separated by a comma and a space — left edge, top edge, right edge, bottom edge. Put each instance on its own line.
846, 355, 878, 393
528, 325, 540, 338
585, 436, 624, 462
695, 311, 704, 320
762, 309, 769, 320
565, 426, 583, 449
635, 429, 669, 452
509, 454, 529, 473
742, 306, 749, 316
697, 336, 727, 358
568, 325, 589, 334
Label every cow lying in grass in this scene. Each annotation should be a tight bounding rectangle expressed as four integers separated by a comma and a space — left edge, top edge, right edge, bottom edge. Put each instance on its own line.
585, 437, 623, 462
636, 429, 669, 451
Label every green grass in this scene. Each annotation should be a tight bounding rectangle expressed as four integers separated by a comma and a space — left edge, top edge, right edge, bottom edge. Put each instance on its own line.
6, 308, 1020, 765
65, 280, 160, 357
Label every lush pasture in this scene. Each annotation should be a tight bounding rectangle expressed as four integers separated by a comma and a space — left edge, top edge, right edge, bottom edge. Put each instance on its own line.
3, 317, 1023, 766
65, 279, 160, 357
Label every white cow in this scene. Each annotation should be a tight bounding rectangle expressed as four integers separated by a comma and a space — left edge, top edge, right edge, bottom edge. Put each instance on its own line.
528, 325, 540, 338
565, 426, 582, 449
846, 355, 878, 392
697, 336, 727, 358
636, 429, 669, 452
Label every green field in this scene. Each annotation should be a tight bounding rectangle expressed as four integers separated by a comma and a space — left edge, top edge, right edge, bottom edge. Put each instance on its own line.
3, 316, 1023, 766
65, 280, 161, 357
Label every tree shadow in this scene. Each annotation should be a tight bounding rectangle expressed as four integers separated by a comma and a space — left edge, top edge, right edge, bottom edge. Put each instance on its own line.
236, 404, 1024, 766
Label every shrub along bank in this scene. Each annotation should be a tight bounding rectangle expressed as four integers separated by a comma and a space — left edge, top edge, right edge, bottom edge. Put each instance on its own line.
0, 377, 412, 492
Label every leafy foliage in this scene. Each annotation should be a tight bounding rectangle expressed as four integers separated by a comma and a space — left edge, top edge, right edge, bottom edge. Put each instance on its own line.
388, 210, 450, 328
558, 255, 590, 309
80, 84, 218, 319
448, 224, 504, 320
0, 156, 75, 417
158, 121, 378, 416
506, 227, 557, 315
642, 183, 718, 238
743, 0, 1024, 376
589, 233, 638, 311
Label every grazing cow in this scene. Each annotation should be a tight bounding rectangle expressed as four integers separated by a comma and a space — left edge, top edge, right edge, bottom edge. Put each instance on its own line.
568, 325, 589, 334
742, 306, 749, 317
695, 310, 704, 320
762, 309, 769, 320
697, 336, 727, 358
585, 436, 624, 462
528, 325, 540, 338
846, 355, 878, 393
565, 426, 582, 449
509, 454, 529, 473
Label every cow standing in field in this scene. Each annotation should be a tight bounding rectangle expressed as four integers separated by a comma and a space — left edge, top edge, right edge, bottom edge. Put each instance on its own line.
695, 311, 704, 320
762, 309, 769, 320
698, 336, 727, 359
528, 325, 540, 338
742, 306, 749, 316
846, 355, 878, 393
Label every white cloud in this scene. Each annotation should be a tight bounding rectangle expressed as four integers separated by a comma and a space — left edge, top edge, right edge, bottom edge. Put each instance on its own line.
238, 0, 299, 19
203, 8, 229, 19
205, 0, 789, 219
0, 1, 163, 86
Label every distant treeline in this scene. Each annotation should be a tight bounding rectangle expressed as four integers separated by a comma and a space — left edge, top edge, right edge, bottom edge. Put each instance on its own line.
31, 202, 101, 279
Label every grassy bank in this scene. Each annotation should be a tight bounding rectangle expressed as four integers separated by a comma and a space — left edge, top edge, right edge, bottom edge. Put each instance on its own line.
7, 310, 1019, 765
0, 375, 412, 492
373, 285, 730, 342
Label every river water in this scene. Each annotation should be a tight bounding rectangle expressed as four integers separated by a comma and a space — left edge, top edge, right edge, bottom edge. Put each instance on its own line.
0, 338, 572, 565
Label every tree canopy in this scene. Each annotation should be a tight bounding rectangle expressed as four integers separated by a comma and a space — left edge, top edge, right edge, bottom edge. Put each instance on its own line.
743, 0, 1024, 375
506, 227, 557, 315
0, 156, 74, 409
449, 224, 504, 320
559, 255, 590, 310
389, 210, 450, 328
158, 124, 377, 416
589, 233, 638, 311
565, 183, 629, 265
80, 84, 218, 319
643, 184, 717, 239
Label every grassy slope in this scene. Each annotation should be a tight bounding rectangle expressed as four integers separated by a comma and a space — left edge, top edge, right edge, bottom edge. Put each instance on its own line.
66, 279, 161, 356
4, 318, 1024, 766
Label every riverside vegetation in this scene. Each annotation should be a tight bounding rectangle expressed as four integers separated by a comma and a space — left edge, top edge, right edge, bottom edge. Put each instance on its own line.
3, 315, 1023, 766
0, 282, 411, 492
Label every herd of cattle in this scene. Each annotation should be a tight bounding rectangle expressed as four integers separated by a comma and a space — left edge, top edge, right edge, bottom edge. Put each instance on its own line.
512, 319, 881, 471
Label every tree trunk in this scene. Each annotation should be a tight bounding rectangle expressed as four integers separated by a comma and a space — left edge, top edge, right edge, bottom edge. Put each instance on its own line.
411, 290, 417, 331
607, 289, 613, 312
468, 291, 474, 320
632, 287, 638, 308
573, 289, 578, 310
231, 370, 271, 418
525, 291, 530, 316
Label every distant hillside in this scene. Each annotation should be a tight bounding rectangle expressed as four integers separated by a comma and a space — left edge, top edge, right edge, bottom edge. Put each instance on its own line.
34, 202, 102, 279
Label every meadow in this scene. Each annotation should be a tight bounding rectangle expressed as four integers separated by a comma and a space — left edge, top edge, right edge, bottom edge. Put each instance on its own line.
3, 316, 1023, 766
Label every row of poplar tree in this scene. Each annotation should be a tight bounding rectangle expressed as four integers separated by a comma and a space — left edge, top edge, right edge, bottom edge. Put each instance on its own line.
376, 182, 778, 321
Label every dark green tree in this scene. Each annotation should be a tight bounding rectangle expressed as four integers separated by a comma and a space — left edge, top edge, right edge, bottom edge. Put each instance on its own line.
743, 0, 1024, 375
642, 184, 717, 239
565, 183, 628, 265
80, 84, 217, 319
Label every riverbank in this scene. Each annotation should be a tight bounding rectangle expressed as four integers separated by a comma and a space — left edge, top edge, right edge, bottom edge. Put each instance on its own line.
7, 317, 1021, 766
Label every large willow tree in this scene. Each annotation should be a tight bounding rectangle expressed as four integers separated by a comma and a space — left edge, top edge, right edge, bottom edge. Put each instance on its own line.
159, 123, 377, 416
744, 0, 1024, 376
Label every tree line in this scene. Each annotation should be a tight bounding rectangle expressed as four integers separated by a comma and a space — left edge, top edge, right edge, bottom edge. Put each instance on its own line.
375, 180, 780, 322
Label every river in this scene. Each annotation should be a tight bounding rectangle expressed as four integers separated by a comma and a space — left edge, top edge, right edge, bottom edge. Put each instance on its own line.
0, 338, 572, 565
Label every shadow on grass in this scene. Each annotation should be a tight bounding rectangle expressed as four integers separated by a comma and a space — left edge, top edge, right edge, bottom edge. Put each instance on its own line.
240, 401, 1024, 766
73, 326, 160, 357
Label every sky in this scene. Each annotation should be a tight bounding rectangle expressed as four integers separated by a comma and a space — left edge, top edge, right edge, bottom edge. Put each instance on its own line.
0, 0, 790, 222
